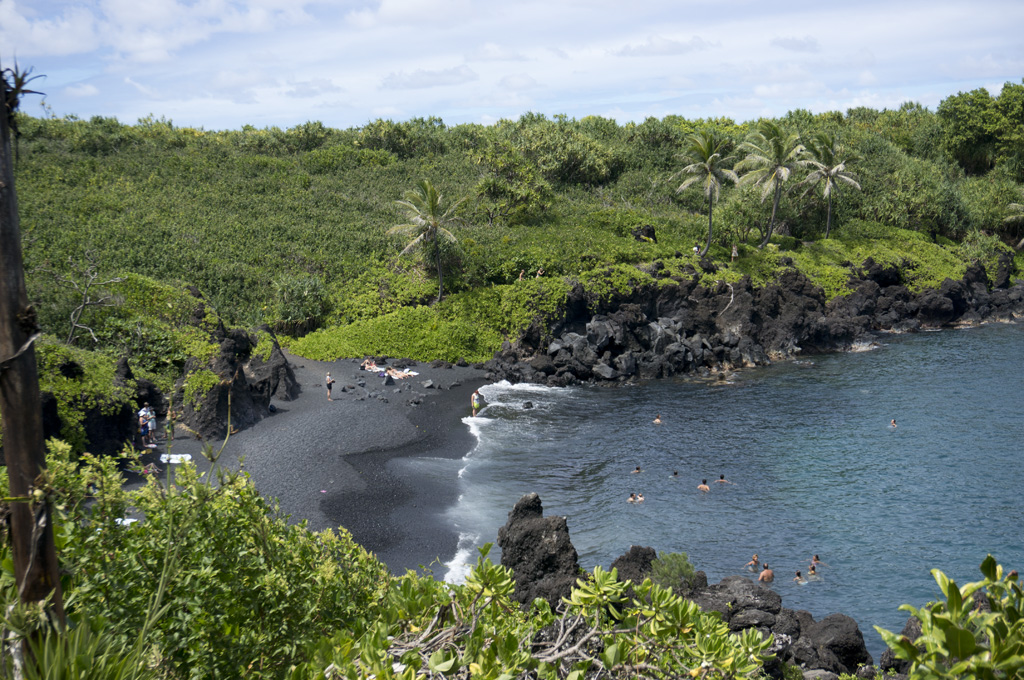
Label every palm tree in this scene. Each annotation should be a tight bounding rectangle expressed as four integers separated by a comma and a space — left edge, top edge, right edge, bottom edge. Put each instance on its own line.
674, 130, 738, 257
798, 132, 861, 238
736, 120, 805, 248
388, 179, 466, 303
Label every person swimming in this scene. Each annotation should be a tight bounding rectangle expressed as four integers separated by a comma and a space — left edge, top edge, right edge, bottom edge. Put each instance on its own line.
758, 563, 774, 583
745, 554, 759, 571
890, 419, 897, 428
715, 474, 732, 484
637, 493, 645, 502
811, 554, 829, 567
628, 493, 637, 503
697, 479, 710, 492
632, 465, 642, 474
808, 564, 819, 579
794, 570, 806, 584
671, 470, 679, 478
653, 414, 662, 425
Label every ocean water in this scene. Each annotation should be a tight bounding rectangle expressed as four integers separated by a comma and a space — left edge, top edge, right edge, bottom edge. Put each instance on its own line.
439, 322, 1024, 660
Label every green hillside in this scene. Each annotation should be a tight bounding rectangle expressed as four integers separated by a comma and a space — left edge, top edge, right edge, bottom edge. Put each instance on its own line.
13, 85, 1024, 377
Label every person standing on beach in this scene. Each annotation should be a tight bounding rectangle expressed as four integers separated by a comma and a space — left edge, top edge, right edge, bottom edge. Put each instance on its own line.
326, 372, 335, 401
148, 407, 157, 443
472, 389, 483, 417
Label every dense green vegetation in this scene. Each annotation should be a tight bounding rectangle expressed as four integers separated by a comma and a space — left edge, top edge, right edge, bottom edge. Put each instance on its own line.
5, 82, 1024, 678
12, 80, 1024, 373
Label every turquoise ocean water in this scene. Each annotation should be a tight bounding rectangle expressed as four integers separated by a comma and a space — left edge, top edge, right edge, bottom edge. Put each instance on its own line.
432, 322, 1023, 660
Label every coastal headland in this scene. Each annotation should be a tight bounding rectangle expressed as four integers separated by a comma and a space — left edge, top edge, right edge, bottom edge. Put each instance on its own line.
114, 254, 1024, 584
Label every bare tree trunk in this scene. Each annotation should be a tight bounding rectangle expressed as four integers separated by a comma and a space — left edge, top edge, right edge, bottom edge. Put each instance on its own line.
0, 79, 65, 629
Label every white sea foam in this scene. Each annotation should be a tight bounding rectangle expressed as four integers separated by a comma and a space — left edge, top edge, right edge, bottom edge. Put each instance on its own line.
443, 532, 481, 584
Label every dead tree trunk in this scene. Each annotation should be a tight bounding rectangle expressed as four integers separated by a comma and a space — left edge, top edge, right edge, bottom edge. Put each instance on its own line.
0, 76, 65, 624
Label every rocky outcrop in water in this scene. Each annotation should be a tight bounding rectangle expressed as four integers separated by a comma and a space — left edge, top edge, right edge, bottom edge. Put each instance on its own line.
481, 257, 1024, 386
497, 493, 580, 608
497, 496, 876, 678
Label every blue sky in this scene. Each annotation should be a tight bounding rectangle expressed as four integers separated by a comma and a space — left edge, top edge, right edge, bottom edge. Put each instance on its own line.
3, 0, 1023, 131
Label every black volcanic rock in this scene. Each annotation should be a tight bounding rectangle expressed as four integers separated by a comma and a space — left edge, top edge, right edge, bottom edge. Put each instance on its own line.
497, 493, 580, 608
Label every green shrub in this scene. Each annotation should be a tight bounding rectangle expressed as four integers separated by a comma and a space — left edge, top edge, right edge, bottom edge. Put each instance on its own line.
36, 443, 391, 679
182, 368, 220, 408
651, 551, 697, 593
33, 338, 137, 454
876, 555, 1024, 680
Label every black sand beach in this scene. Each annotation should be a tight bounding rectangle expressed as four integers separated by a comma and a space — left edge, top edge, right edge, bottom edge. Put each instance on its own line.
128, 353, 488, 575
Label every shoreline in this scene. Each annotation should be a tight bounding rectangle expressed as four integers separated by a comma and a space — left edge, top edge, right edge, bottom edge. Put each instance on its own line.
129, 353, 487, 575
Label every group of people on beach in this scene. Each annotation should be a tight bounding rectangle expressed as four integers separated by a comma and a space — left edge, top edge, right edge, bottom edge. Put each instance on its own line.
747, 553, 828, 585
138, 403, 157, 448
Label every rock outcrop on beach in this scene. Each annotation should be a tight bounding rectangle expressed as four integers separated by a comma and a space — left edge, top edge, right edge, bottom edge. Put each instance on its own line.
33, 356, 165, 457
177, 325, 298, 440
497, 493, 580, 608
481, 257, 1024, 386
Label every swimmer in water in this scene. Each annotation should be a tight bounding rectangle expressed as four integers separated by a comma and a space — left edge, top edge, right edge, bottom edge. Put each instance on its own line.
697, 479, 710, 492
632, 465, 642, 474
628, 493, 637, 503
758, 563, 774, 583
811, 554, 829, 568
653, 414, 662, 425
637, 493, 645, 502
715, 474, 732, 484
671, 470, 679, 478
808, 564, 819, 579
794, 570, 806, 583
745, 554, 759, 571
890, 419, 897, 428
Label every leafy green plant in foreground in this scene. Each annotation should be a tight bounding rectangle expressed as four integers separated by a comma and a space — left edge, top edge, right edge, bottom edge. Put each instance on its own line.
15, 440, 391, 679
292, 554, 771, 679
876, 555, 1024, 680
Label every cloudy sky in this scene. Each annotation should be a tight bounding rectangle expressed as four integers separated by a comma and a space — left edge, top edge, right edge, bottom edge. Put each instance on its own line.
3, 0, 1023, 131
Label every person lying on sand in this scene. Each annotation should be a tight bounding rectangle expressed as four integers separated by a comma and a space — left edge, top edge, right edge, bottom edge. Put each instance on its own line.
360, 359, 380, 371
386, 367, 413, 379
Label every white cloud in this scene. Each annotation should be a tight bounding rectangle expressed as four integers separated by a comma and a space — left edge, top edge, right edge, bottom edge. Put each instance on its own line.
468, 43, 527, 62
617, 35, 713, 57
498, 74, 537, 91
7, 0, 1024, 130
286, 79, 344, 98
0, 1, 100, 56
381, 65, 478, 90
858, 70, 877, 86
65, 83, 99, 97
770, 36, 820, 54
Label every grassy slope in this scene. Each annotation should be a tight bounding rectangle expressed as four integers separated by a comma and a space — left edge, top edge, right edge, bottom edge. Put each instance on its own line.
11, 114, 1022, 368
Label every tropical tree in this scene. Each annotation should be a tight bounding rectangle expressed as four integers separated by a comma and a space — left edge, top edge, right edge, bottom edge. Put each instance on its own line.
798, 132, 862, 238
1006, 187, 1024, 250
388, 179, 466, 303
674, 130, 738, 256
736, 120, 805, 247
